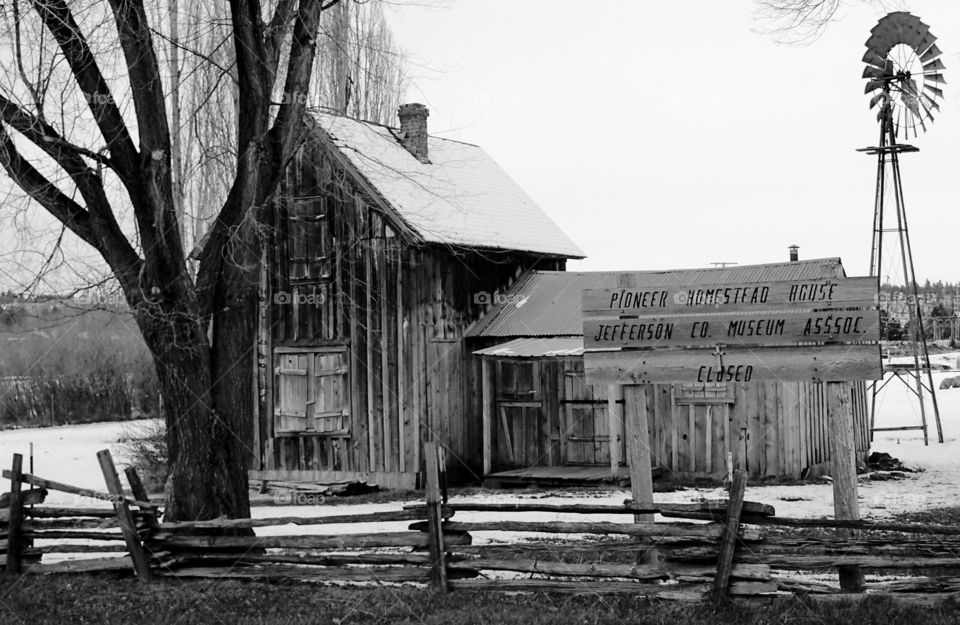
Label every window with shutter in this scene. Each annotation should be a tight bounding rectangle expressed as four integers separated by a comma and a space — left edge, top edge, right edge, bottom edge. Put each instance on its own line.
274, 347, 350, 435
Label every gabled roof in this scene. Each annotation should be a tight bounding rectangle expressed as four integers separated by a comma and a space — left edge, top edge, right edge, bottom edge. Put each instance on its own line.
467, 258, 847, 339
310, 111, 584, 258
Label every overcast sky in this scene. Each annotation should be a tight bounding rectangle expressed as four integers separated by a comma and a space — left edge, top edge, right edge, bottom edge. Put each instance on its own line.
385, 1, 960, 283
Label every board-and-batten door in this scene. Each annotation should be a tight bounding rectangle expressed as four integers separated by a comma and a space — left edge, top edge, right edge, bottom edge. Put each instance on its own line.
561, 364, 622, 466
274, 348, 350, 435
494, 360, 543, 469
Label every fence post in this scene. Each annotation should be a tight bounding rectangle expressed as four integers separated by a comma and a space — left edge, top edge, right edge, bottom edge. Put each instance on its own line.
423, 442, 448, 591
827, 382, 865, 592
98, 450, 152, 581
5, 454, 24, 574
712, 470, 747, 603
124, 467, 160, 533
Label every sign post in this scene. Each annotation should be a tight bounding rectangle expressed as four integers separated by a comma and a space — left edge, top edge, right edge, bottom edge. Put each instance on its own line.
582, 274, 882, 594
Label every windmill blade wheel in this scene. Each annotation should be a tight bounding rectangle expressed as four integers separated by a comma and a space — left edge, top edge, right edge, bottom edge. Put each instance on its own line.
863, 12, 945, 140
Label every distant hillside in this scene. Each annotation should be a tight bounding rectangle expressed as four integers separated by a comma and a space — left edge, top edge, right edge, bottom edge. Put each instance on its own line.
0, 295, 159, 428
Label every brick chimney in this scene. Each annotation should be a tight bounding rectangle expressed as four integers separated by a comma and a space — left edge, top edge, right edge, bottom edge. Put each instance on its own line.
398, 103, 430, 163
788, 245, 799, 262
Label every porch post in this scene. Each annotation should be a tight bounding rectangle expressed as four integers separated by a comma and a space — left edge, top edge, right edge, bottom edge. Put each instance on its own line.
482, 358, 494, 476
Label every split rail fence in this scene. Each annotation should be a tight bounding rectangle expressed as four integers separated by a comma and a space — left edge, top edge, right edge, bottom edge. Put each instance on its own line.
4, 443, 960, 602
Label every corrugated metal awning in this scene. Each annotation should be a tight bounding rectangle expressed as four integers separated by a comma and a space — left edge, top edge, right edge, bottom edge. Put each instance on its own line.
473, 337, 584, 358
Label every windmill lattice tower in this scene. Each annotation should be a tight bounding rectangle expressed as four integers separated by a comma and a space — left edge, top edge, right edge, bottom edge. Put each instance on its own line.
860, 12, 945, 444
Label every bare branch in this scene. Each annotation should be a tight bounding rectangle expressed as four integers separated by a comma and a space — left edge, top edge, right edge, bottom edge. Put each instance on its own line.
29, 0, 140, 181
0, 123, 94, 246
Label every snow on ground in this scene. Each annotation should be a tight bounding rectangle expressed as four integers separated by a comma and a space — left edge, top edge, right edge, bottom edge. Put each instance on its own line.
2, 358, 960, 543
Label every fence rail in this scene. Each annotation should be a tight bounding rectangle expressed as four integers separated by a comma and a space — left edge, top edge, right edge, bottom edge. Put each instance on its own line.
4, 446, 960, 603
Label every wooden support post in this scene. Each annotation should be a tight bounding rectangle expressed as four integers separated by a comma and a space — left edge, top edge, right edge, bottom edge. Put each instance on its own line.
98, 450, 152, 582
423, 442, 448, 591
482, 358, 493, 476
5, 454, 24, 574
124, 467, 160, 533
827, 382, 865, 593
607, 384, 622, 478
712, 470, 747, 603
624, 385, 658, 565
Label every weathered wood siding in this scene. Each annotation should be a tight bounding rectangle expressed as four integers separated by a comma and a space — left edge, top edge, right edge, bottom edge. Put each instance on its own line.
485, 357, 869, 479
257, 136, 564, 484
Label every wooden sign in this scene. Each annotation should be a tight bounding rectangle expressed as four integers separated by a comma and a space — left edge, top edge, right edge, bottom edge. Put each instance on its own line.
584, 310, 879, 349
582, 275, 882, 384
584, 344, 882, 385
582, 276, 877, 316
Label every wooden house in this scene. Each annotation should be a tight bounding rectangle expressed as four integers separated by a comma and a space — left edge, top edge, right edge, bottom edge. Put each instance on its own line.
469, 259, 872, 483
254, 104, 584, 488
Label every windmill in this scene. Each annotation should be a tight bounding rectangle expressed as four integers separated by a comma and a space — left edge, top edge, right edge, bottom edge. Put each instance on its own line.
860, 12, 945, 444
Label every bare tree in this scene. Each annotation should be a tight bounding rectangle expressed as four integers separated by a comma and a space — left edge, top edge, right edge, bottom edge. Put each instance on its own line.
311, 0, 407, 123
755, 0, 896, 44
0, 0, 339, 521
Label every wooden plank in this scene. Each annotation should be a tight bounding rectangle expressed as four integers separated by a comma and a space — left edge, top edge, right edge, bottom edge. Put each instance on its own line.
723, 400, 732, 479
25, 507, 125, 519
397, 250, 406, 473
624, 386, 655, 527
584, 344, 882, 385
498, 407, 515, 466
583, 277, 878, 315
6, 454, 24, 574
607, 384, 622, 475
584, 310, 879, 350
411, 500, 774, 517
745, 384, 762, 475
150, 531, 463, 550
1, 472, 155, 508
380, 230, 394, 473
419, 520, 722, 539
160, 508, 433, 530
541, 362, 559, 466
705, 405, 713, 474
161, 565, 431, 583
670, 386, 679, 472
482, 359, 494, 475
0, 488, 46, 509
364, 208, 378, 471
712, 470, 747, 602
828, 382, 865, 593
763, 383, 778, 477
422, 442, 448, 591
97, 450, 151, 582
26, 557, 134, 575
123, 467, 159, 532
449, 578, 710, 598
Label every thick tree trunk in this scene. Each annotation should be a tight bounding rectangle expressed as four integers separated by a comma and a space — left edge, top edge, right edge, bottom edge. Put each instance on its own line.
137, 301, 253, 523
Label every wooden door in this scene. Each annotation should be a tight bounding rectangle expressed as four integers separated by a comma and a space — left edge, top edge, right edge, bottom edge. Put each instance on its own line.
560, 363, 620, 465
494, 361, 543, 469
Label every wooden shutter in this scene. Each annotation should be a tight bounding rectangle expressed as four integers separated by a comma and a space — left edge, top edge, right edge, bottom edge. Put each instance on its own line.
311, 350, 349, 435
274, 348, 350, 436
274, 353, 310, 432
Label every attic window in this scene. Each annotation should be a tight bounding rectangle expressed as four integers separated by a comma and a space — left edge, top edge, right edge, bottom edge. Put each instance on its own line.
286, 195, 332, 284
